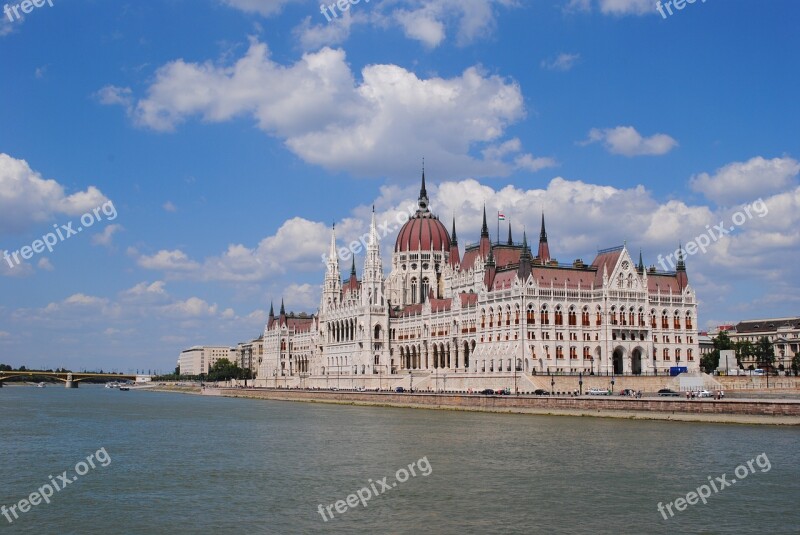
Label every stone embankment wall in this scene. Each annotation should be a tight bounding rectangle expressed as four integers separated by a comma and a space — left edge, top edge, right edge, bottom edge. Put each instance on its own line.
212, 388, 800, 418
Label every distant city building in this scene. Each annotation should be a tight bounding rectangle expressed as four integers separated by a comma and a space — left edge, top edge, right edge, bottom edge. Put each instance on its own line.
714, 317, 800, 370
699, 332, 714, 358
235, 335, 264, 373
256, 172, 700, 389
179, 346, 235, 376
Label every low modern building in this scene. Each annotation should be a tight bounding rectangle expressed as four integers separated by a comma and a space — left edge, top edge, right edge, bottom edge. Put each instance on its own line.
179, 346, 235, 376
235, 336, 264, 373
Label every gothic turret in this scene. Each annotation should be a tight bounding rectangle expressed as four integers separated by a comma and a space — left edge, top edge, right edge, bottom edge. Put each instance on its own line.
537, 213, 551, 263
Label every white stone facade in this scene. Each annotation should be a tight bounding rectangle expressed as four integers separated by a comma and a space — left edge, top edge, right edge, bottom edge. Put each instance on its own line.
256, 175, 700, 389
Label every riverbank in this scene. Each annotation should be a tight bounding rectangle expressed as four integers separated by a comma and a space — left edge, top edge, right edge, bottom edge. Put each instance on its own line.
167, 387, 800, 425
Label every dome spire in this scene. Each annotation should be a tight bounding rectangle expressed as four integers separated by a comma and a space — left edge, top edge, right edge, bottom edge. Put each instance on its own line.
451, 215, 458, 244
507, 222, 513, 246
481, 205, 489, 237
417, 159, 429, 213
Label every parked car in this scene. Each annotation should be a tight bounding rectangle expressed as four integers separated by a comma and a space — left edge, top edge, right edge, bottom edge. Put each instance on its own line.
356, 386, 366, 392
481, 388, 496, 395
587, 388, 609, 395
533, 389, 550, 396
495, 388, 510, 395
657, 388, 680, 397
394, 386, 405, 393
695, 389, 712, 398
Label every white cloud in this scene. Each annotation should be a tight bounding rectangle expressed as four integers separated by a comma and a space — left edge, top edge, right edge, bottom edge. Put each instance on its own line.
582, 126, 678, 157
295, 11, 363, 50
163, 201, 178, 212
514, 154, 558, 172
0, 154, 109, 233
283, 283, 321, 309
541, 53, 581, 71
161, 297, 218, 318
104, 39, 527, 178
137, 250, 201, 272
91, 224, 123, 247
37, 257, 54, 271
690, 156, 800, 206
598, 0, 652, 15
393, 7, 446, 47
220, 0, 302, 16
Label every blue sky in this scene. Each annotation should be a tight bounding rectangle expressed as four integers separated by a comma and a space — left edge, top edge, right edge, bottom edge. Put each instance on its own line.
1, 0, 798, 372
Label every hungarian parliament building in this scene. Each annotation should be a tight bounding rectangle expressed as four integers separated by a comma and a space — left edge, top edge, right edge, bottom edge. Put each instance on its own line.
255, 174, 700, 390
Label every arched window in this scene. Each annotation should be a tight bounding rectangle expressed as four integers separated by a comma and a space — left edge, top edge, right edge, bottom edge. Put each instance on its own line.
410, 278, 418, 303
421, 277, 430, 302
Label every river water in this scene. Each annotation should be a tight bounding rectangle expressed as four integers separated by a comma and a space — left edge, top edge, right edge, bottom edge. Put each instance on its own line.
1, 386, 798, 534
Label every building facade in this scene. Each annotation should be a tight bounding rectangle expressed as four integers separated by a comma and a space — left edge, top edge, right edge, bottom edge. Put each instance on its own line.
256, 173, 700, 389
713, 317, 800, 370
179, 346, 235, 376
235, 335, 264, 374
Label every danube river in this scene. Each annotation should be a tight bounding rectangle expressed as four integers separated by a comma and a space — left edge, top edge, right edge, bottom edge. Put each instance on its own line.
1, 386, 798, 534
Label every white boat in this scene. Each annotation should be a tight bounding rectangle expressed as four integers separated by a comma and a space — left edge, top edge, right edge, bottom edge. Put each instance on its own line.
36, 382, 46, 388
106, 382, 119, 389
119, 385, 130, 391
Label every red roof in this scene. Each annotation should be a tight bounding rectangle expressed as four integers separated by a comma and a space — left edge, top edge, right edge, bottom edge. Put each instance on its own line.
395, 214, 451, 253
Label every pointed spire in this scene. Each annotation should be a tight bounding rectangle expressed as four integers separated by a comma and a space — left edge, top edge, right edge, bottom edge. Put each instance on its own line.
350, 256, 357, 277
637, 249, 644, 273
537, 213, 551, 263
481, 205, 489, 237
507, 222, 513, 246
417, 160, 430, 213
676, 242, 686, 271
279, 298, 285, 316
518, 229, 532, 281
269, 301, 274, 317
521, 231, 531, 259
539, 212, 547, 243
451, 216, 458, 244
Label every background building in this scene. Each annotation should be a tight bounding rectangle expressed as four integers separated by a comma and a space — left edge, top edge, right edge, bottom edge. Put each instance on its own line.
179, 346, 235, 376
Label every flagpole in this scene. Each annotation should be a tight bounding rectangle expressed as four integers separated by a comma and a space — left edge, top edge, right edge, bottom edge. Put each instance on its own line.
497, 211, 500, 246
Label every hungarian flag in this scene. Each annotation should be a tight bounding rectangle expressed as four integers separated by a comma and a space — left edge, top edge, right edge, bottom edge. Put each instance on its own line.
498, 212, 506, 221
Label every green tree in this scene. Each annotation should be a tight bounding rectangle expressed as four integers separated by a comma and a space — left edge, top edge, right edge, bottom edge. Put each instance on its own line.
735, 340, 754, 367
754, 336, 775, 370
206, 358, 247, 382
702, 331, 735, 373
792, 354, 800, 376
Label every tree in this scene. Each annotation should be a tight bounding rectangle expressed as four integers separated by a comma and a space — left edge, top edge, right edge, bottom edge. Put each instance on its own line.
791, 354, 800, 377
735, 340, 754, 368
206, 358, 247, 382
702, 331, 735, 373
754, 336, 775, 370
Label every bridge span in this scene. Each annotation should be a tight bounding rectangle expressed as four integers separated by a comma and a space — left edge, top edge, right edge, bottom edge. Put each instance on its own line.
0, 371, 150, 388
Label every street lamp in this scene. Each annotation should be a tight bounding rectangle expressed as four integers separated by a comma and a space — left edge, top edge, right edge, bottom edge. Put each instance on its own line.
409, 370, 413, 393
549, 370, 555, 395
443, 373, 447, 393
579, 371, 583, 396
610, 374, 615, 394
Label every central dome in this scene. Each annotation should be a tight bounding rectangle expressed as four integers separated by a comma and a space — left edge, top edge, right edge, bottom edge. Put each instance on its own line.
394, 171, 451, 253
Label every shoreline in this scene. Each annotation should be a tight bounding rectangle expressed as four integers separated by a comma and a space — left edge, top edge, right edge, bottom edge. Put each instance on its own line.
146, 386, 800, 426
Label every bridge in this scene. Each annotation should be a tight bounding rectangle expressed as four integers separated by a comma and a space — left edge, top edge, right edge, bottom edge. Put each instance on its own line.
0, 371, 148, 388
